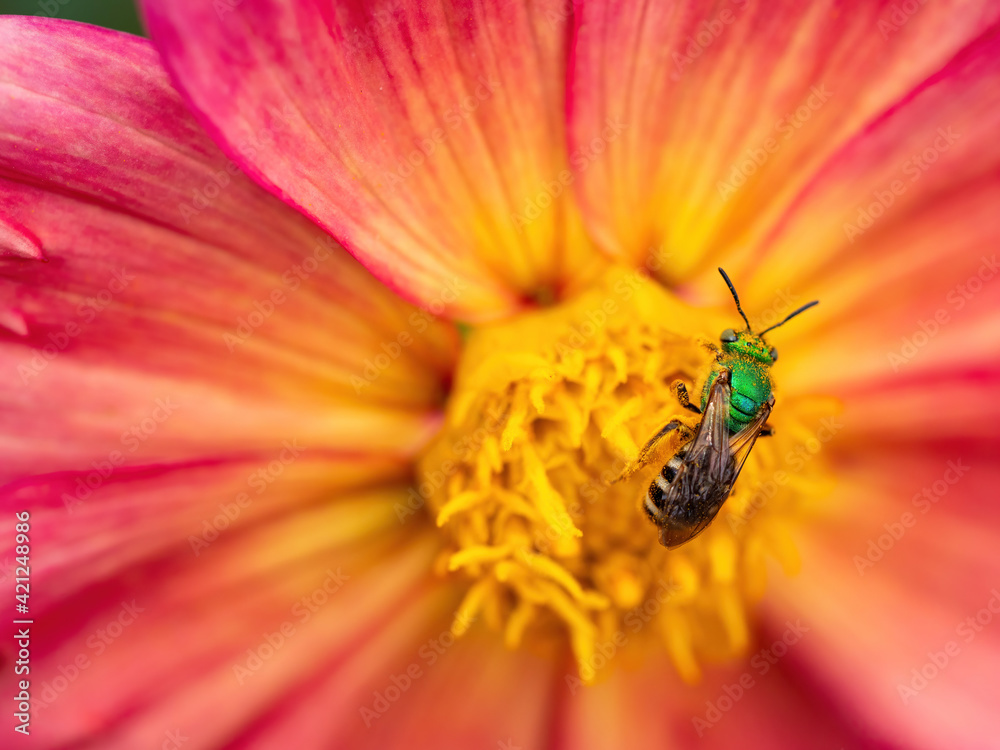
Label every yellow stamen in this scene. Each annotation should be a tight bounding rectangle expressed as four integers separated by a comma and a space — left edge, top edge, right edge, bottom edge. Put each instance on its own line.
418, 269, 837, 682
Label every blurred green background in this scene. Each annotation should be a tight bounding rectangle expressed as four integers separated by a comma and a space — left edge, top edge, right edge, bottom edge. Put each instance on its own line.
1, 0, 143, 35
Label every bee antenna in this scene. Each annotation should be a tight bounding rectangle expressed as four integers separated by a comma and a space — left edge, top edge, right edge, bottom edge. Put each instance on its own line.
717, 268, 752, 331
760, 300, 819, 336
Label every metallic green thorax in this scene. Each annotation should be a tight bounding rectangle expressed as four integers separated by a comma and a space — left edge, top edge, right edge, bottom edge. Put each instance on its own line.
701, 331, 774, 433
699, 268, 819, 434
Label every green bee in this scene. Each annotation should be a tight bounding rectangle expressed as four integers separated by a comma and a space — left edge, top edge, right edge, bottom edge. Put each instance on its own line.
691, 267, 819, 433
619, 268, 818, 548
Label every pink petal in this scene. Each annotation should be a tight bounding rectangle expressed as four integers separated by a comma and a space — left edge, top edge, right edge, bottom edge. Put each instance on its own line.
677, 32, 1000, 448
0, 455, 410, 607
330, 629, 555, 749
835, 366, 1000, 444
11, 480, 451, 749
766, 443, 1000, 749
553, 650, 864, 749
141, 0, 601, 321
0, 215, 43, 260
568, 0, 1000, 278
737, 29, 1000, 403
0, 18, 457, 482
735, 29, 1000, 301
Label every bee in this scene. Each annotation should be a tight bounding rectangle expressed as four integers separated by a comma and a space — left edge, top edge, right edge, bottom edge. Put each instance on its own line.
619, 268, 819, 548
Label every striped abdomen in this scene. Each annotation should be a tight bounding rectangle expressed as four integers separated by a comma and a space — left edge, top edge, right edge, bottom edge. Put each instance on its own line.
643, 449, 686, 524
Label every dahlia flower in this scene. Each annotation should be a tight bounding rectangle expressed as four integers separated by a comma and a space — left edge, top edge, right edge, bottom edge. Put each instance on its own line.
2, 1, 998, 748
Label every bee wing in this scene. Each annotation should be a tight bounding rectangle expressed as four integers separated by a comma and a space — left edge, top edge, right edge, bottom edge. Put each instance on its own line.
727, 394, 774, 486
654, 369, 734, 548
678, 367, 733, 477
676, 367, 725, 469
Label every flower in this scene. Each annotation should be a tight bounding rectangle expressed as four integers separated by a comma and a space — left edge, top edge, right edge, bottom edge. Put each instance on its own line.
2, 0, 998, 748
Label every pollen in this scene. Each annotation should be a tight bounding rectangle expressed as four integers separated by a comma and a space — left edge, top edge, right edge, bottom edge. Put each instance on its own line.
417, 270, 837, 683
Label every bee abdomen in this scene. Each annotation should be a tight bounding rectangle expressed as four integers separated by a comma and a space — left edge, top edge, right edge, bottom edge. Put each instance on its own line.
660, 457, 680, 484
645, 455, 683, 522
644, 478, 666, 522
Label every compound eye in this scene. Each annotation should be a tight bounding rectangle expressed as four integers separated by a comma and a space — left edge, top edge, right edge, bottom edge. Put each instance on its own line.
769, 347, 779, 362
720, 328, 738, 343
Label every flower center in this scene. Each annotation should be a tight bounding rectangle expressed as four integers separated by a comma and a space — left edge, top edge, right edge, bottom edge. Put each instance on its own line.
417, 270, 836, 683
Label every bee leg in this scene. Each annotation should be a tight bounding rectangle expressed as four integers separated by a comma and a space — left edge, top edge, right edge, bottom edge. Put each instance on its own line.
696, 336, 720, 356
759, 425, 774, 437
671, 380, 702, 414
613, 420, 693, 484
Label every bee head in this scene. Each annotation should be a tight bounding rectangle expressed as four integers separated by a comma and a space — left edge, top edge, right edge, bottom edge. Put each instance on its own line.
719, 328, 774, 364
717, 268, 818, 363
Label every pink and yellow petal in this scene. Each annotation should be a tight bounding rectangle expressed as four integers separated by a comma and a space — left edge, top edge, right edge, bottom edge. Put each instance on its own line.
0, 17, 457, 481
766, 449, 1000, 749
141, 0, 603, 321
736, 25, 1000, 315
779, 301, 1000, 445
831, 365, 1000, 446
341, 628, 555, 749
0, 353, 441, 486
13, 484, 449, 749
553, 650, 863, 749
0, 455, 409, 607
227, 582, 455, 749
568, 0, 1000, 278
692, 32, 1000, 443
